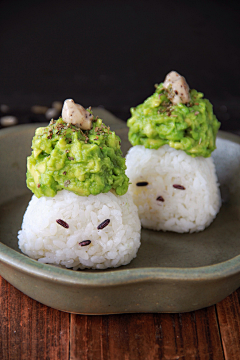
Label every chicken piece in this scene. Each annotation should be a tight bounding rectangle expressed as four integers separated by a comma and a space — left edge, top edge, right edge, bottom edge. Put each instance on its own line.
62, 99, 94, 130
163, 71, 190, 104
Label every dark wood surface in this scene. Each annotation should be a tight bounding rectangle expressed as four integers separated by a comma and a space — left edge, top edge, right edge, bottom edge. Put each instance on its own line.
0, 276, 239, 360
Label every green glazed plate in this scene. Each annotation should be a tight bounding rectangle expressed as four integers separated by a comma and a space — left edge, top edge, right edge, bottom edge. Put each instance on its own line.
0, 108, 239, 314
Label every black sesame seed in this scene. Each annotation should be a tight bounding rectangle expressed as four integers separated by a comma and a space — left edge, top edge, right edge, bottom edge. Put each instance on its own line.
97, 219, 110, 230
136, 181, 148, 187
156, 196, 164, 202
79, 240, 91, 246
56, 219, 69, 228
173, 184, 186, 190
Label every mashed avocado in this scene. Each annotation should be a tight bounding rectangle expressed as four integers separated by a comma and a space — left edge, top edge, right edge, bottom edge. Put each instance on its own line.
127, 83, 220, 157
27, 117, 129, 197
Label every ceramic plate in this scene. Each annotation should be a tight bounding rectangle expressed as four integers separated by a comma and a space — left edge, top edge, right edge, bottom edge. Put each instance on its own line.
0, 109, 239, 314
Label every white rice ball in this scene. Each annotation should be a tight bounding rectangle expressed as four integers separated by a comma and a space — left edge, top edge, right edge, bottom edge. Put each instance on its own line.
126, 145, 221, 233
18, 190, 141, 269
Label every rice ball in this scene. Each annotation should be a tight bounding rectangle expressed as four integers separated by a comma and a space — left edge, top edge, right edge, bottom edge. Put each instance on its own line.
18, 190, 141, 269
126, 145, 221, 233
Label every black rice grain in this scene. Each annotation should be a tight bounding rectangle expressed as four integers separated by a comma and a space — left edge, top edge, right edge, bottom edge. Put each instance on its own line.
173, 184, 185, 190
97, 219, 110, 230
156, 196, 164, 202
56, 219, 69, 228
136, 181, 148, 186
79, 240, 91, 246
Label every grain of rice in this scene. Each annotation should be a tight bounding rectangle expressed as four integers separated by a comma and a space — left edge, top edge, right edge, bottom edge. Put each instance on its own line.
79, 240, 91, 246
97, 219, 110, 230
56, 219, 69, 228
136, 182, 148, 186
173, 184, 186, 190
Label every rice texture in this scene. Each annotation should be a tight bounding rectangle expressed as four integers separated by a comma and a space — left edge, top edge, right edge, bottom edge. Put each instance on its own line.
126, 145, 221, 233
18, 190, 141, 269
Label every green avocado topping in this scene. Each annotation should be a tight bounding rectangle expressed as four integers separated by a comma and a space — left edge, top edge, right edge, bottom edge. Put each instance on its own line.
127, 83, 220, 157
27, 117, 129, 198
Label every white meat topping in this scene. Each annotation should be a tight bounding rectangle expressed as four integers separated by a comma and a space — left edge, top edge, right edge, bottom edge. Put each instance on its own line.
61, 99, 94, 130
163, 71, 190, 104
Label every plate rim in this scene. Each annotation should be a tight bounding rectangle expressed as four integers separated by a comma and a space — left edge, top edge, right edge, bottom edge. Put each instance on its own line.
0, 241, 240, 286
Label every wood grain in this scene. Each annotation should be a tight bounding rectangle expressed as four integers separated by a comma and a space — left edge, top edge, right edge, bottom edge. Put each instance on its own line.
1, 273, 239, 360
70, 307, 224, 360
216, 287, 240, 360
0, 276, 70, 360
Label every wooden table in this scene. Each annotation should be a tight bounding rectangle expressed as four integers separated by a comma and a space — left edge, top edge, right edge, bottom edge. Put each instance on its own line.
0, 277, 239, 360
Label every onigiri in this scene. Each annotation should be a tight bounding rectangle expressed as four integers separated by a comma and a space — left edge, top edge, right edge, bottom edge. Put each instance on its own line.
126, 71, 221, 233
18, 99, 141, 269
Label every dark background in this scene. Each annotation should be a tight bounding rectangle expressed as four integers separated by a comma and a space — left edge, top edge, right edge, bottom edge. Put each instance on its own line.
0, 0, 240, 132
